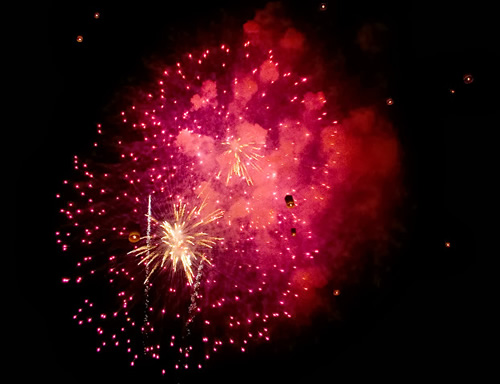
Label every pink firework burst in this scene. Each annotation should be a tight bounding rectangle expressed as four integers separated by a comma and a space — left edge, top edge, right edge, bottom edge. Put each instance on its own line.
56, 4, 402, 378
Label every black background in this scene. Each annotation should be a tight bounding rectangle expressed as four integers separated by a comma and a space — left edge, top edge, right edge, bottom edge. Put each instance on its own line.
14, 1, 497, 382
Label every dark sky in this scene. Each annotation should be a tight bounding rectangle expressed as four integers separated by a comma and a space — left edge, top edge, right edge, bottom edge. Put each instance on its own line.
14, 1, 497, 382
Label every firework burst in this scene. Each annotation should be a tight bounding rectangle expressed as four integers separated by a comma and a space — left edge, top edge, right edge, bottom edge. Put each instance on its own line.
56, 3, 401, 378
129, 201, 224, 285
218, 136, 264, 185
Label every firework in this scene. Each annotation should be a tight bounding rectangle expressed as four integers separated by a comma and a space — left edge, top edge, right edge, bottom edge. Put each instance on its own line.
218, 136, 264, 185
129, 201, 224, 285
56, 3, 401, 377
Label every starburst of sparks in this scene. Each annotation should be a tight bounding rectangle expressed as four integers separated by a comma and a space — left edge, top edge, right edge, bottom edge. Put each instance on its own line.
218, 136, 264, 185
129, 202, 224, 285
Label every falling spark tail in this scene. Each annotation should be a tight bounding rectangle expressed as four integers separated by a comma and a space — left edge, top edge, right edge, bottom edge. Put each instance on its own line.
143, 194, 152, 354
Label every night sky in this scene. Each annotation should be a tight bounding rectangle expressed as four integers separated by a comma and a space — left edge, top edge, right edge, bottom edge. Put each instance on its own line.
14, 1, 497, 382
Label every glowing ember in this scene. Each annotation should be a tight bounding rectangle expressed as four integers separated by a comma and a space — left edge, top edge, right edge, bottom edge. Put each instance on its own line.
463, 73, 474, 84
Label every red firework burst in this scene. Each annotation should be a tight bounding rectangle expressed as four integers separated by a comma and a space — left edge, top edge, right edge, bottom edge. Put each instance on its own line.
56, 4, 401, 377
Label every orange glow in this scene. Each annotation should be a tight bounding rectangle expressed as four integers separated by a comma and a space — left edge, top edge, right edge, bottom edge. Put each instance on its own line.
128, 231, 141, 243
